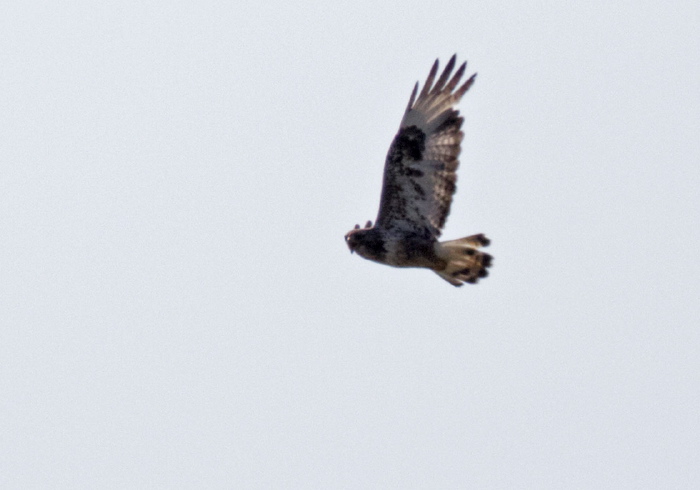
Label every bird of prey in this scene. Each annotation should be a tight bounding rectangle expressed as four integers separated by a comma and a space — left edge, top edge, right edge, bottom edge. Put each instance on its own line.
345, 55, 492, 286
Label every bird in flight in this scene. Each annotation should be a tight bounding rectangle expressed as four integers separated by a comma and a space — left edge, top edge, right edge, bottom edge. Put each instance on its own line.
345, 55, 491, 286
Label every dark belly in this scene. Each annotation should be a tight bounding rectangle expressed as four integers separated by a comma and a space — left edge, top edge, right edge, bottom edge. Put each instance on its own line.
388, 238, 444, 269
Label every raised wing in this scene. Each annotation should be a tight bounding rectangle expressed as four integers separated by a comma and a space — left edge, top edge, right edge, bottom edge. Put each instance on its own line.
375, 55, 476, 238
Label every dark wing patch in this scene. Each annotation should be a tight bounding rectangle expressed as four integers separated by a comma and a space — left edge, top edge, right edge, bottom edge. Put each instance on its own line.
392, 126, 426, 162
375, 55, 476, 238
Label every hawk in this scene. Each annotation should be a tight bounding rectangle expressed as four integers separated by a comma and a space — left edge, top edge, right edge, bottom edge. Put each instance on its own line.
345, 55, 492, 286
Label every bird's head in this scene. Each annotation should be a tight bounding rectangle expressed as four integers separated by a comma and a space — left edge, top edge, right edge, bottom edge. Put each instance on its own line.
345, 221, 386, 261
344, 229, 361, 253
345, 220, 372, 253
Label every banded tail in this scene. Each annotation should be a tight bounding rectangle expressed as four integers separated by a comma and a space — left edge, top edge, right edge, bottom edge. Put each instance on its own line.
434, 234, 492, 286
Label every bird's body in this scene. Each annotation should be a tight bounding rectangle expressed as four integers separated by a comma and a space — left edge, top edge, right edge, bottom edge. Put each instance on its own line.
345, 55, 492, 287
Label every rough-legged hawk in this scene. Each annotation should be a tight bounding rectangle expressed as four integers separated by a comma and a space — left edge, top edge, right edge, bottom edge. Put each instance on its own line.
345, 55, 492, 286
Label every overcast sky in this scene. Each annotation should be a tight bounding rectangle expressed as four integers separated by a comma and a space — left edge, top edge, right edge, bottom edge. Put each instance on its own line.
2, 1, 699, 488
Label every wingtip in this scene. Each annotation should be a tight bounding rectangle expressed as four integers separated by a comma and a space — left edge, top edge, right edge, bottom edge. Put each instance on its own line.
455, 72, 477, 99
433, 55, 457, 93
445, 61, 467, 92
418, 58, 440, 99
406, 82, 419, 111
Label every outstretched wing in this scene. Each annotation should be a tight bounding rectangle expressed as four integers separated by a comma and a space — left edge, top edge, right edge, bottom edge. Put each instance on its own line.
375, 55, 476, 238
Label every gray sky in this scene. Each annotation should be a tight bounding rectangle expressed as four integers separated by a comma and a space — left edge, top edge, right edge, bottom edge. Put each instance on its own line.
2, 1, 699, 488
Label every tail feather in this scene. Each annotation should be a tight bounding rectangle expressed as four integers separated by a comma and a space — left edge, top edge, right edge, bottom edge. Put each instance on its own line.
434, 234, 492, 286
